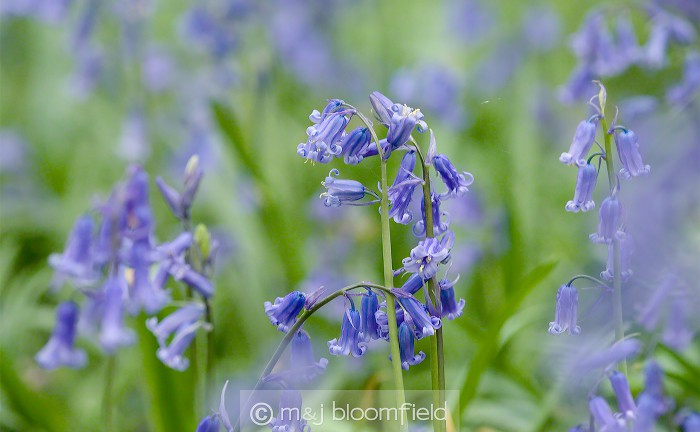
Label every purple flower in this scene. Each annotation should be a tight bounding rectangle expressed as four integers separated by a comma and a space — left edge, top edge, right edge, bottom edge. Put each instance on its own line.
548, 284, 580, 335
35, 301, 87, 370
610, 371, 637, 419
121, 166, 154, 242
146, 303, 204, 345
644, 8, 696, 69
392, 289, 442, 339
141, 47, 176, 93
99, 274, 136, 354
637, 273, 674, 331
376, 305, 405, 341
48, 214, 97, 287
433, 154, 474, 198
369, 91, 394, 127
156, 320, 201, 371
402, 235, 451, 280
270, 389, 307, 432
359, 290, 381, 343
601, 233, 633, 282
637, 361, 672, 416
679, 412, 700, 432
385, 103, 427, 157
196, 415, 220, 432
633, 393, 658, 432
266, 330, 328, 385
662, 297, 694, 351
399, 273, 425, 296
579, 339, 641, 372
297, 113, 348, 164
388, 152, 422, 224
395, 321, 425, 370
169, 260, 214, 298
566, 163, 598, 212
615, 15, 641, 66
321, 169, 377, 207
560, 119, 598, 167
667, 51, 700, 106
559, 65, 596, 104
125, 240, 170, 314
439, 276, 465, 320
589, 196, 622, 244
339, 126, 371, 165
328, 306, 366, 357
156, 155, 203, 220
589, 396, 626, 432
614, 129, 650, 179
265, 291, 306, 333
413, 192, 451, 237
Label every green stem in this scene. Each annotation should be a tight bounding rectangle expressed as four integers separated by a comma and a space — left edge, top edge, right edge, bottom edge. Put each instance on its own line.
411, 138, 446, 432
343, 109, 406, 431
600, 114, 626, 375
205, 298, 215, 387
232, 282, 391, 432
103, 356, 116, 432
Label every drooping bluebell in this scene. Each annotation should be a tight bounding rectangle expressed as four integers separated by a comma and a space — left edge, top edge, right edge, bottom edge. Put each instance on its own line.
560, 119, 598, 167
614, 129, 650, 179
388, 151, 422, 224
439, 276, 465, 320
48, 214, 97, 287
359, 290, 381, 343
391, 289, 442, 339
156, 320, 203, 371
35, 301, 87, 370
609, 371, 637, 419
264, 291, 306, 333
565, 163, 598, 212
146, 303, 204, 345
328, 306, 366, 357
266, 330, 328, 385
339, 126, 371, 165
99, 273, 136, 354
432, 154, 474, 198
662, 297, 694, 351
321, 169, 376, 207
396, 321, 425, 370
588, 396, 626, 432
548, 284, 581, 335
589, 196, 622, 244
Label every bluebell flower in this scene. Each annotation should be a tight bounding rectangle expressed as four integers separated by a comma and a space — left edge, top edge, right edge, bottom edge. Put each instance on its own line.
156, 177, 183, 219
35, 301, 87, 370
125, 239, 170, 314
433, 154, 474, 198
196, 415, 219, 432
614, 15, 641, 66
667, 51, 700, 106
644, 8, 696, 69
566, 163, 598, 212
637, 361, 672, 416
156, 155, 203, 219
270, 389, 307, 432
321, 169, 378, 207
395, 322, 425, 370
266, 330, 328, 385
265, 291, 306, 333
559, 65, 596, 104
399, 273, 425, 296
386, 104, 427, 157
359, 290, 381, 343
339, 127, 371, 165
121, 165, 154, 242
93, 193, 122, 267
402, 235, 452, 280
99, 274, 136, 354
369, 91, 394, 127
637, 273, 674, 331
548, 284, 580, 335
633, 393, 658, 432
388, 151, 422, 224
48, 214, 97, 287
309, 99, 345, 124
589, 397, 626, 432
579, 339, 641, 372
614, 129, 650, 179
610, 371, 636, 419
413, 193, 451, 237
590, 196, 622, 244
358, 138, 389, 160
560, 119, 599, 167
662, 297, 694, 351
679, 412, 700, 432
169, 260, 215, 298
439, 276, 465, 320
601, 233, 633, 281
376, 305, 405, 341
392, 289, 441, 339
157, 320, 202, 371
328, 305, 366, 357
146, 303, 204, 345
297, 113, 347, 164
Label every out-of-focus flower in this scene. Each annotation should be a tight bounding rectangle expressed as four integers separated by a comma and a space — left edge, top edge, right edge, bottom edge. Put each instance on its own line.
146, 303, 204, 345
49, 215, 98, 287
609, 371, 637, 419
667, 51, 700, 106
269, 389, 308, 432
266, 330, 328, 385
589, 396, 626, 432
99, 273, 136, 354
35, 301, 87, 370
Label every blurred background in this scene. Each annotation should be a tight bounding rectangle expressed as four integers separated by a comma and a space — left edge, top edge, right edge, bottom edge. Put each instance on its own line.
0, 0, 698, 430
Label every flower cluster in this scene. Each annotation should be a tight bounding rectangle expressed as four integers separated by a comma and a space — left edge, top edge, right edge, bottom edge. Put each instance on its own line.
37, 156, 217, 372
